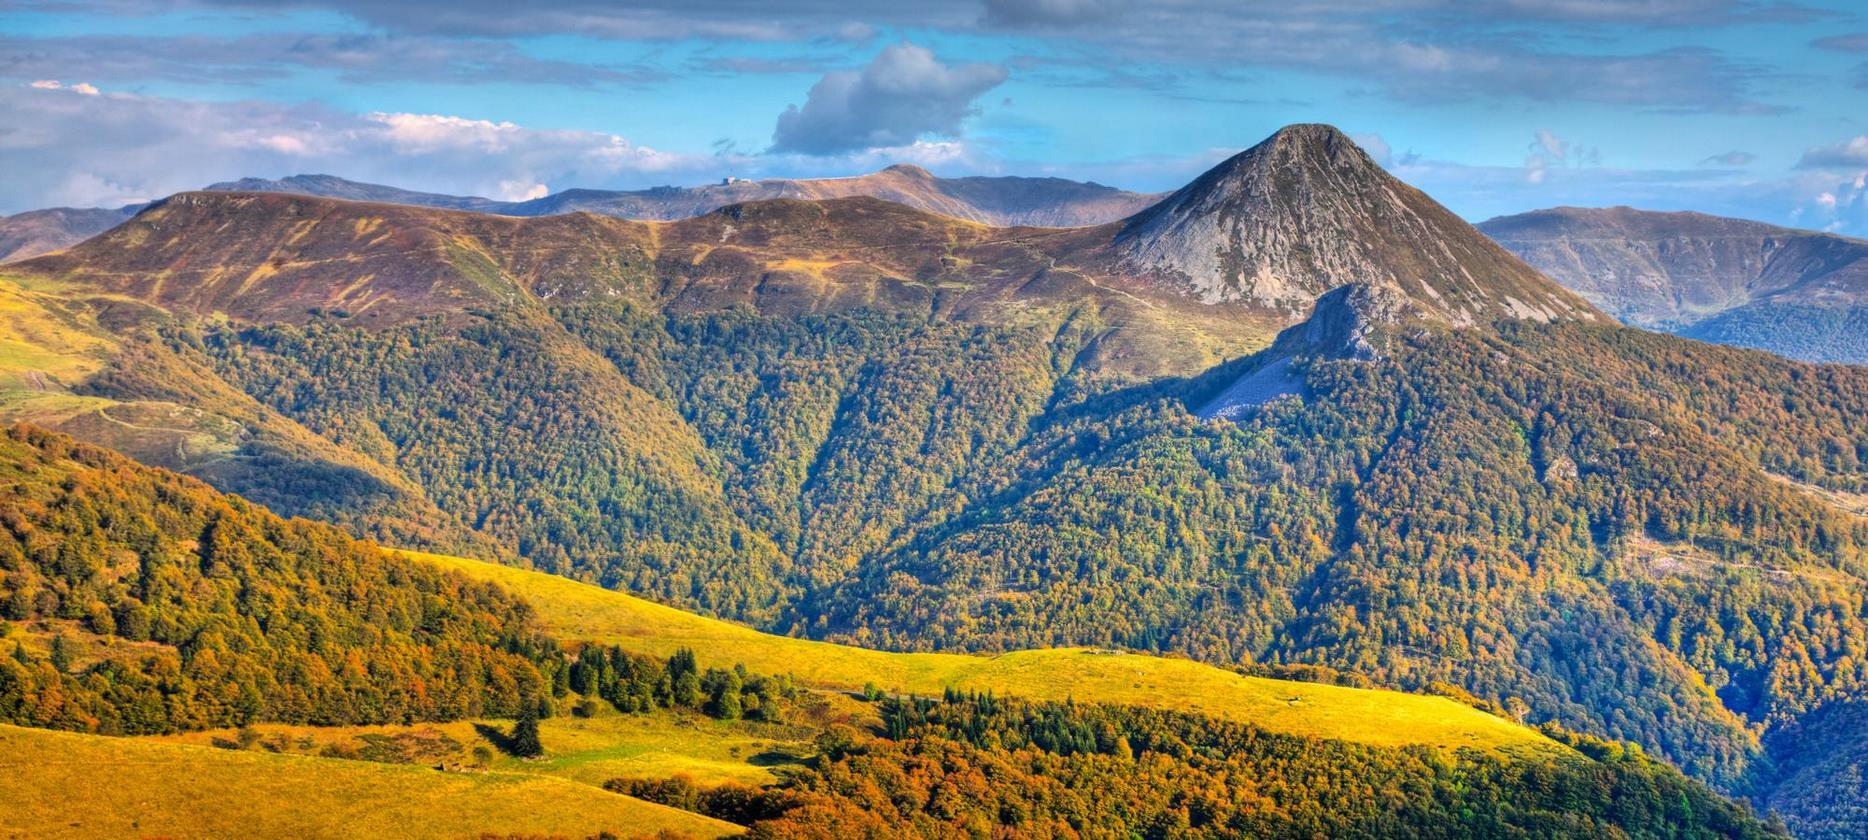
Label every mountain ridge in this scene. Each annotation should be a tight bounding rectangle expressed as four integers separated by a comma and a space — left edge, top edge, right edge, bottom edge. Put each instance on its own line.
1479, 205, 1868, 363
0, 167, 1162, 265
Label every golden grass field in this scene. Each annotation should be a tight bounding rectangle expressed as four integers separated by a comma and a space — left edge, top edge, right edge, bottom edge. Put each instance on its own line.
152, 707, 821, 788
411, 550, 1559, 755
0, 275, 115, 392
0, 724, 740, 840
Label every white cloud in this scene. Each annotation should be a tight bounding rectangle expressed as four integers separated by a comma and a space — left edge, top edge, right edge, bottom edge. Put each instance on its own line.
1350, 132, 1393, 167
498, 180, 550, 201
1524, 155, 1548, 185
25, 79, 99, 95
47, 170, 150, 208
0, 83, 1013, 214
1520, 129, 1602, 185
772, 42, 1007, 155
0, 84, 721, 213
1534, 129, 1567, 160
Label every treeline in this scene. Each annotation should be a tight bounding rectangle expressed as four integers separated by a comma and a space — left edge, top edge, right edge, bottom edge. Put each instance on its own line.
565, 646, 796, 724
0, 425, 791, 736
614, 690, 1787, 839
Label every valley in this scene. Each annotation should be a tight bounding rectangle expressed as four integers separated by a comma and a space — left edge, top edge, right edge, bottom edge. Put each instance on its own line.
0, 122, 1861, 837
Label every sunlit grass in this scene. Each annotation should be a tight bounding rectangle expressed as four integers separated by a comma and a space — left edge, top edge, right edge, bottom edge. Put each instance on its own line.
411, 550, 1560, 756
0, 723, 741, 839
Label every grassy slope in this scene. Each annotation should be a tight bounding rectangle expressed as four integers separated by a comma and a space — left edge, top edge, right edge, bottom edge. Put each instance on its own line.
0, 725, 740, 840
412, 551, 1557, 755
152, 710, 817, 788
0, 275, 115, 391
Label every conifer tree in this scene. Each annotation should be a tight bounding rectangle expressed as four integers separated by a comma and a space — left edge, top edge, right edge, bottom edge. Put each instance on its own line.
509, 703, 543, 758
48, 635, 72, 673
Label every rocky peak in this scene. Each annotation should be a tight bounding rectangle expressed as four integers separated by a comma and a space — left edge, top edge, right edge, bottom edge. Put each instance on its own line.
1113, 123, 1597, 328
879, 164, 936, 178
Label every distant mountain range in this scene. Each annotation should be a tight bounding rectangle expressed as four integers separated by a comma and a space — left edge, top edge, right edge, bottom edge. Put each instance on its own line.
0, 168, 1161, 264
1480, 206, 1868, 364
7, 158, 1866, 371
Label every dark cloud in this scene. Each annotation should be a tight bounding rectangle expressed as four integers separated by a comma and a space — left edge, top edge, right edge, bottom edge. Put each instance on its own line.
981, 0, 1126, 28
691, 55, 833, 76
1813, 36, 1868, 91
225, 0, 966, 40
1054, 21, 1780, 114
0, 33, 661, 87
1700, 151, 1755, 166
771, 42, 1007, 155
4, 0, 1804, 112
1796, 136, 1868, 169
1462, 0, 1826, 27
1813, 32, 1868, 52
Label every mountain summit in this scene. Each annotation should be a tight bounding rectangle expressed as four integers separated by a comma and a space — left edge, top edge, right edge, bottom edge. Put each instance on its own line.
1114, 124, 1596, 326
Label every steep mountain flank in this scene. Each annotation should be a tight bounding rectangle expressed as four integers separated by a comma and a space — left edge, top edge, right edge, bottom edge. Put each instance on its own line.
1112, 124, 1597, 324
1480, 206, 1868, 363
18, 192, 657, 326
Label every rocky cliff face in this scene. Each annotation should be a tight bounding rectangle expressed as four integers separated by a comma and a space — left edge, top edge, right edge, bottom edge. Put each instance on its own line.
1112, 124, 1596, 327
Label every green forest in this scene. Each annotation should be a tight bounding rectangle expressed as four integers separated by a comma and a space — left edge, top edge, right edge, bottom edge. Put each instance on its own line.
0, 423, 1786, 838
616, 691, 1786, 839
157, 299, 1868, 812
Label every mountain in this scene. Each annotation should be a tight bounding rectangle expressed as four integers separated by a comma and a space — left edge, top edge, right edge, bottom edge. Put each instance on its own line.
205, 173, 510, 213
0, 166, 1158, 267
0, 205, 141, 263
212, 166, 1164, 227
1113, 124, 1597, 324
1479, 206, 1868, 363
3, 123, 1866, 835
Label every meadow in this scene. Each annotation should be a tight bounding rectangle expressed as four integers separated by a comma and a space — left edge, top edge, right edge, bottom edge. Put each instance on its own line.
411, 550, 1557, 755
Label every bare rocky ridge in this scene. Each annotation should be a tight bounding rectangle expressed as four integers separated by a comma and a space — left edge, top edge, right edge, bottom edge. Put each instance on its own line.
1112, 124, 1597, 328
1479, 206, 1868, 363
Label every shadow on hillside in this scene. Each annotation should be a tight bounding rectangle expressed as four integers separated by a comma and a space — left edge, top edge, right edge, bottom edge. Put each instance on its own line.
747, 749, 808, 769
473, 722, 521, 757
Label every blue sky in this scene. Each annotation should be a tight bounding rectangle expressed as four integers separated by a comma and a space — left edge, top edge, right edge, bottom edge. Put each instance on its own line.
3, 0, 1866, 233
